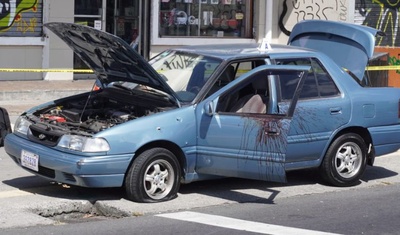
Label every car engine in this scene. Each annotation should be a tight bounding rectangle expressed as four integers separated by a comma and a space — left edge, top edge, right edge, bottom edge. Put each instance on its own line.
29, 87, 175, 136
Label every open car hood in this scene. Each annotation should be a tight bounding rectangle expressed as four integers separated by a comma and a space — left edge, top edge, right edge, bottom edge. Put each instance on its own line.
288, 20, 384, 82
45, 22, 179, 104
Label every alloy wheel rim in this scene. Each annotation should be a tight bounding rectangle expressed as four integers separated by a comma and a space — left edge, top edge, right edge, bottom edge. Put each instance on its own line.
143, 159, 174, 199
334, 142, 362, 179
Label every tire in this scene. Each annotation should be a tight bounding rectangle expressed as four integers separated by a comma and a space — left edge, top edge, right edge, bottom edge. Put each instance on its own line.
125, 148, 181, 203
320, 133, 367, 187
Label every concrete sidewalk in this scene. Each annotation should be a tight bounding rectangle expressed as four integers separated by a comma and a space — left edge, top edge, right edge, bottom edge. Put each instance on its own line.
0, 80, 95, 115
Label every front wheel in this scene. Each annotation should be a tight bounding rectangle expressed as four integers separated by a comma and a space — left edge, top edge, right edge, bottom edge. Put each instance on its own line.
320, 133, 367, 187
125, 148, 181, 203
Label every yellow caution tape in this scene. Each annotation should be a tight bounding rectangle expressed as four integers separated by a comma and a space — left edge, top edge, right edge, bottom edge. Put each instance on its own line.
0, 68, 93, 73
366, 65, 400, 71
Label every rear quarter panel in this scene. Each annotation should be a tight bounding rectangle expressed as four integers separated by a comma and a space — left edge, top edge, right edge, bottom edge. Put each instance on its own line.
349, 87, 400, 127
349, 87, 400, 156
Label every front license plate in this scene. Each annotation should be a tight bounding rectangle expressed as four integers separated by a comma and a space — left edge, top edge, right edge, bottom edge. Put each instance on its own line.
21, 150, 39, 172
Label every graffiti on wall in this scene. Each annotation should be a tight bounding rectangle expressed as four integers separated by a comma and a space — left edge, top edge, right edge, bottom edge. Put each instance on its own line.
0, 0, 42, 36
279, 0, 348, 36
354, 1, 400, 86
356, 0, 400, 47
374, 47, 400, 87
388, 55, 400, 74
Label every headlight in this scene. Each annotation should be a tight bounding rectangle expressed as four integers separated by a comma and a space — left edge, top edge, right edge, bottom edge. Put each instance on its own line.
14, 117, 32, 135
58, 135, 110, 152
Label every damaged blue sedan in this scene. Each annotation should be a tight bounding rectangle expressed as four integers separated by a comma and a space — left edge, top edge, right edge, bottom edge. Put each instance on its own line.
5, 20, 400, 202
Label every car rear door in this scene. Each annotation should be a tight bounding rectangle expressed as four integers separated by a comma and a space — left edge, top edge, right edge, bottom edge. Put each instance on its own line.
274, 57, 351, 168
194, 65, 309, 183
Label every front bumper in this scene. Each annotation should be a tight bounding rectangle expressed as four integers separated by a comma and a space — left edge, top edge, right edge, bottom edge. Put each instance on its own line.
4, 134, 133, 188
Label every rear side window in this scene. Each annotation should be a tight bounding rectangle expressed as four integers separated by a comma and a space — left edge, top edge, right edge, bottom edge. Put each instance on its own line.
276, 58, 340, 100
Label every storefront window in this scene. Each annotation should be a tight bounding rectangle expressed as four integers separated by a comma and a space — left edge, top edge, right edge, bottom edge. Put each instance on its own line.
111, 0, 140, 44
75, 0, 102, 15
159, 0, 252, 38
74, 0, 104, 74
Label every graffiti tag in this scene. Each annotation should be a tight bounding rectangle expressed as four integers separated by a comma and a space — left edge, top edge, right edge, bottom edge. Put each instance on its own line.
279, 0, 348, 36
0, 0, 40, 35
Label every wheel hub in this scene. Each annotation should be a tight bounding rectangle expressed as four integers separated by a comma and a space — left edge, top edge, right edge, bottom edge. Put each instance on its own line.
154, 174, 162, 185
344, 155, 351, 164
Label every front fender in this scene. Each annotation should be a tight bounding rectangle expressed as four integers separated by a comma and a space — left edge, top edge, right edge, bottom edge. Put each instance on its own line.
97, 106, 197, 155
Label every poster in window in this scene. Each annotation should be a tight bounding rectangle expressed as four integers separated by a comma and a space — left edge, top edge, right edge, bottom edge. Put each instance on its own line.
211, 0, 219, 4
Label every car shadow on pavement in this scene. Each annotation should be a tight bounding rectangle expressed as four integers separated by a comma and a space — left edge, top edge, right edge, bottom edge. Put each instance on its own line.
1, 169, 321, 203
361, 165, 398, 182
2, 165, 397, 203
179, 166, 399, 204
178, 169, 324, 204
2, 176, 125, 202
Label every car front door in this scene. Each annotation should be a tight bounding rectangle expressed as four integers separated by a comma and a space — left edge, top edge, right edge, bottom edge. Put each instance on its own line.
195, 65, 309, 183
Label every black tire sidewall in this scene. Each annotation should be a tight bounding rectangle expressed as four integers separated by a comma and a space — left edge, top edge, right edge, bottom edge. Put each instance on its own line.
125, 148, 181, 203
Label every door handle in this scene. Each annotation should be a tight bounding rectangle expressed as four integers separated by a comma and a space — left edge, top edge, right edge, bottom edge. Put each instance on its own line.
265, 128, 280, 136
330, 107, 342, 115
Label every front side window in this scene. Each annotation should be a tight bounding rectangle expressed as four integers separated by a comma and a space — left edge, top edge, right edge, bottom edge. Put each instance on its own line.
205, 59, 266, 99
217, 71, 269, 113
216, 69, 304, 115
149, 50, 222, 102
159, 0, 253, 38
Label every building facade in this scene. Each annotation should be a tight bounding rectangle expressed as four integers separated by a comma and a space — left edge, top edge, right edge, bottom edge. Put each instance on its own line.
3, 0, 394, 84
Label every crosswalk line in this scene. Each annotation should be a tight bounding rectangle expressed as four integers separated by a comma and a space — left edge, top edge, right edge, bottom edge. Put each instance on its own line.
157, 211, 341, 235
0, 189, 32, 199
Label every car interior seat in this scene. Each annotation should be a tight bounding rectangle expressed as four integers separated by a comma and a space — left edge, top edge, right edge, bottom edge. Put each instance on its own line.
229, 75, 268, 113
211, 65, 240, 111
210, 65, 235, 95
186, 62, 206, 94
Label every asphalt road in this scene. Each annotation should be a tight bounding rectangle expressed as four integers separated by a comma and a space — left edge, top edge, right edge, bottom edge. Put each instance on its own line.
2, 177, 400, 235
0, 142, 399, 233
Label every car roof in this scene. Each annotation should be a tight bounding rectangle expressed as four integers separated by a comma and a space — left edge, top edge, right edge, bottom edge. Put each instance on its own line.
168, 43, 316, 61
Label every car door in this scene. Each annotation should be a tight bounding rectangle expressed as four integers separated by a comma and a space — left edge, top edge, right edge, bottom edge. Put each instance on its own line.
274, 58, 351, 167
0, 107, 12, 147
195, 65, 309, 183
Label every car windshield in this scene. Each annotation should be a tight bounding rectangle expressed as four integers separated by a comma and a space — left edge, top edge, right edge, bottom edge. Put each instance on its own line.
149, 50, 222, 102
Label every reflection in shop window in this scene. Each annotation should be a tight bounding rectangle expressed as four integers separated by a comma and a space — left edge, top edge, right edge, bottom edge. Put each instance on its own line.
75, 0, 102, 15
159, 0, 252, 38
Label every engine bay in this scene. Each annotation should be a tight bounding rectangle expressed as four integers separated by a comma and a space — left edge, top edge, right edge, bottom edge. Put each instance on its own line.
30, 87, 175, 136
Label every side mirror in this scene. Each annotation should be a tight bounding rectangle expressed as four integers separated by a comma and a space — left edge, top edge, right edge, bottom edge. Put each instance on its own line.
204, 101, 215, 116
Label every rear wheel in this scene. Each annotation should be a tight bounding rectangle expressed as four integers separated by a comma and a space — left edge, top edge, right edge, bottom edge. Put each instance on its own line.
320, 133, 367, 186
125, 148, 181, 203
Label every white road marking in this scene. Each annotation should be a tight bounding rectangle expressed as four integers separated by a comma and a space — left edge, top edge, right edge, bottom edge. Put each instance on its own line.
157, 211, 341, 235
0, 189, 32, 199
